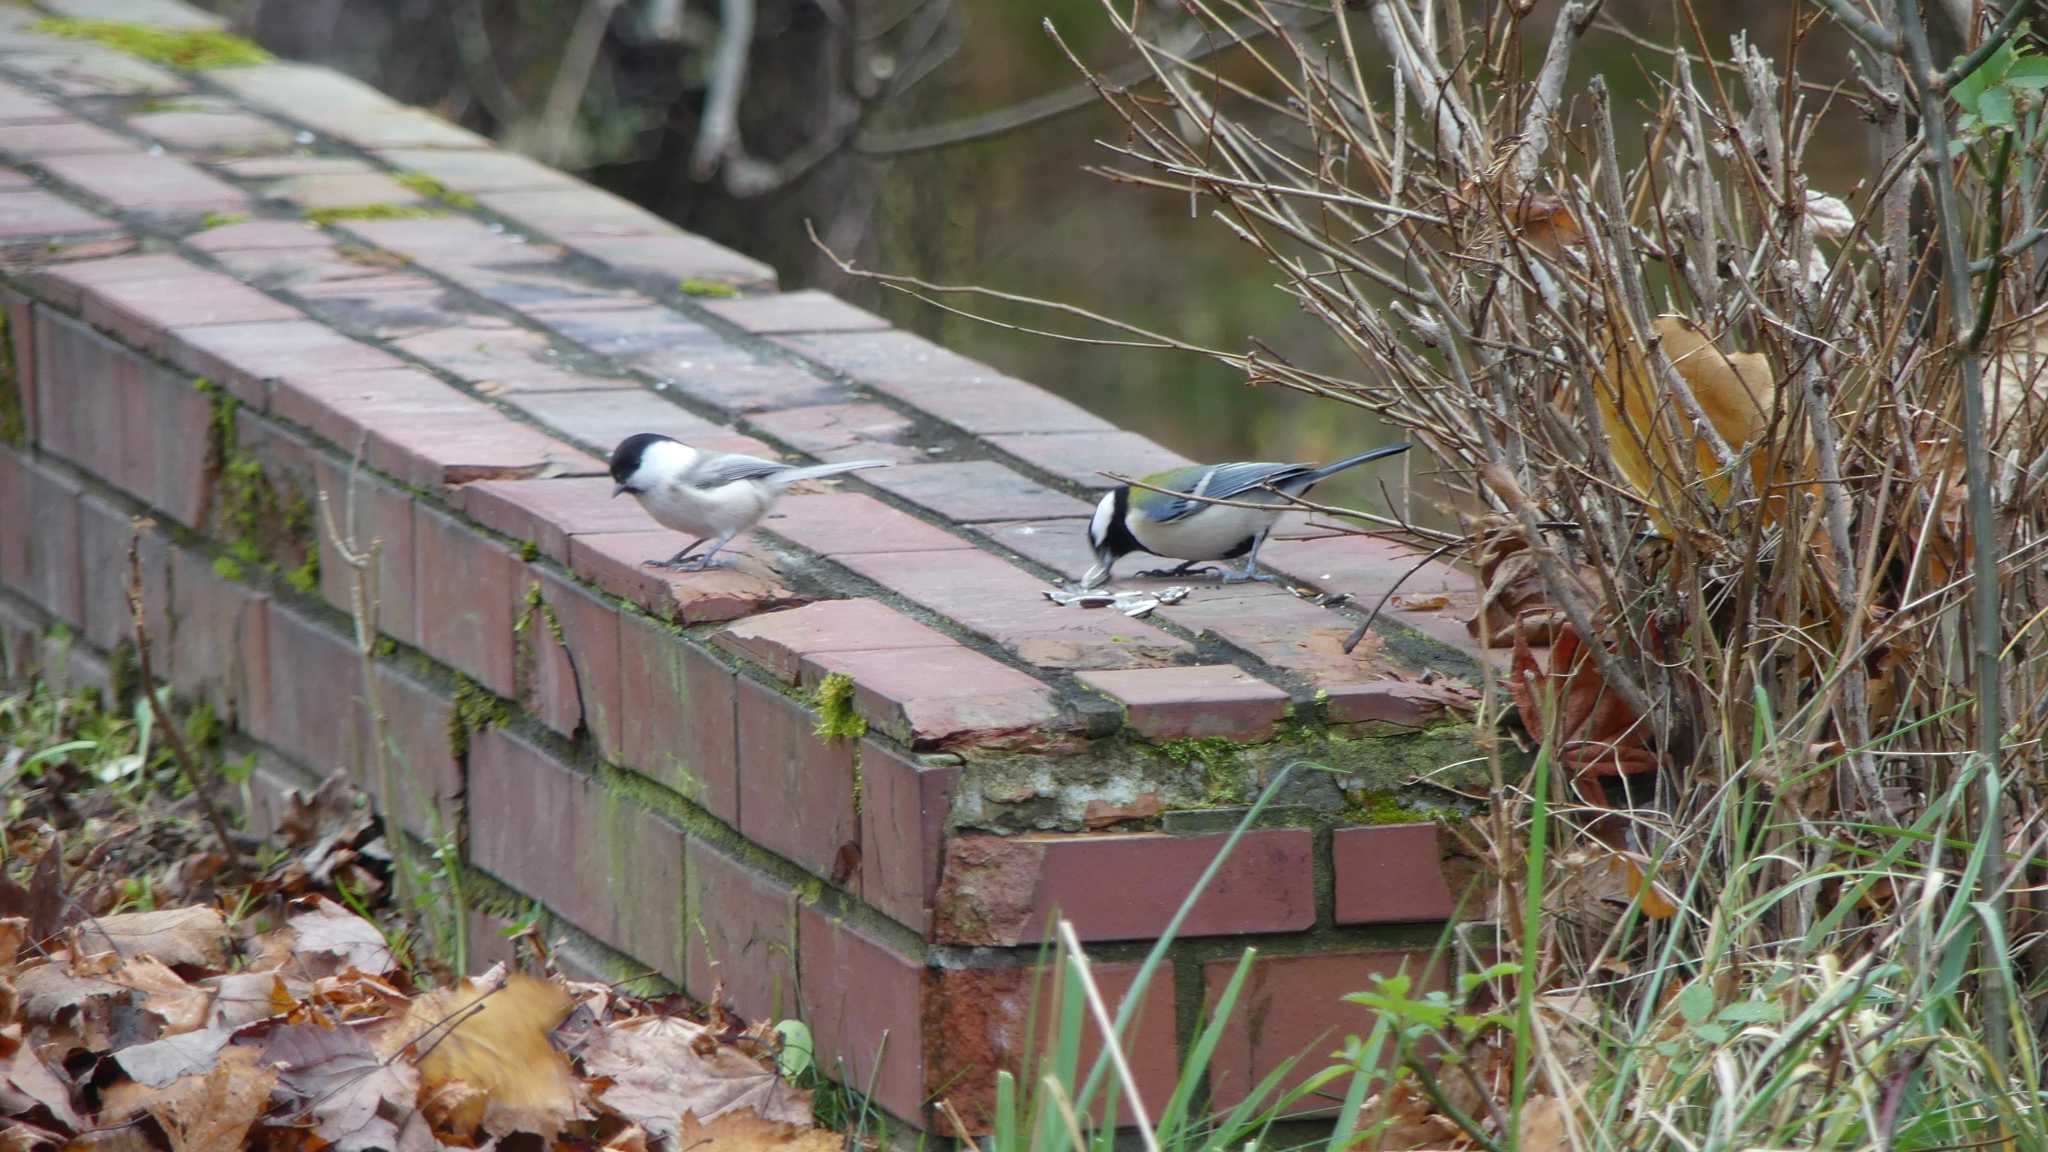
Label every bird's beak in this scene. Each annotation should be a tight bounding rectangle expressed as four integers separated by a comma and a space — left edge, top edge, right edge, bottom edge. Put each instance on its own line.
1081, 546, 1115, 590
611, 482, 628, 499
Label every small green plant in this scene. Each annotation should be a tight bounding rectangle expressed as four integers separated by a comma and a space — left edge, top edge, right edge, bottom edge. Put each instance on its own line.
33, 20, 271, 70
393, 172, 479, 211
1951, 28, 2048, 139
811, 673, 866, 742
305, 203, 440, 227
678, 278, 741, 299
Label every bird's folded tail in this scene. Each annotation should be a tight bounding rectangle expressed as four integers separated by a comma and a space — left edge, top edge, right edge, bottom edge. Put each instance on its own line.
1304, 442, 1410, 484
771, 459, 893, 486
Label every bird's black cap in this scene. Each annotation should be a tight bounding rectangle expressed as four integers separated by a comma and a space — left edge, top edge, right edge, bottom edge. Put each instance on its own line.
609, 432, 671, 484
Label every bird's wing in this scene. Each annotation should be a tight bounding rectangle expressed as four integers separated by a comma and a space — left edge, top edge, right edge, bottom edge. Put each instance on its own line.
1133, 461, 1314, 522
686, 453, 789, 488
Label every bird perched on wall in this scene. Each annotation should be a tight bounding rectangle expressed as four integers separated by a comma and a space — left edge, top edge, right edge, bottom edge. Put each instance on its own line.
1083, 444, 1410, 589
610, 433, 890, 570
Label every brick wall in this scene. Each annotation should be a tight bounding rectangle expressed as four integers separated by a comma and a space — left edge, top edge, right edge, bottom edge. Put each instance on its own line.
0, 1, 1493, 1133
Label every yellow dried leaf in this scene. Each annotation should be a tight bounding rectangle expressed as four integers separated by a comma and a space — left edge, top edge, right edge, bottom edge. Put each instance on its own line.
1596, 315, 1797, 530
677, 1108, 849, 1152
382, 973, 577, 1139
145, 1044, 279, 1152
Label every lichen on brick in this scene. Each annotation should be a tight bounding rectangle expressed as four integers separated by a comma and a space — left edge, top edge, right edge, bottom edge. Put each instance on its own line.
448, 672, 509, 761
811, 672, 865, 744
0, 308, 23, 447
33, 20, 272, 70
678, 279, 741, 299
198, 379, 319, 594
393, 172, 478, 211
305, 204, 440, 227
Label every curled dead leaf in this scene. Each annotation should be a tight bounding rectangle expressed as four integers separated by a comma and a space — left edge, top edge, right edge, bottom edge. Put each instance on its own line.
1510, 623, 1660, 792
137, 1042, 277, 1152
385, 973, 578, 1139
584, 1015, 812, 1141
90, 908, 230, 971
287, 896, 394, 978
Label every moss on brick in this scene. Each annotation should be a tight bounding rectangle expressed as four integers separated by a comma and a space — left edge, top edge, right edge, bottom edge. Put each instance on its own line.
305, 203, 441, 227
198, 379, 319, 594
448, 672, 509, 761
811, 672, 865, 744
393, 172, 478, 211
677, 279, 741, 299
198, 212, 249, 230
0, 308, 24, 448
33, 20, 271, 70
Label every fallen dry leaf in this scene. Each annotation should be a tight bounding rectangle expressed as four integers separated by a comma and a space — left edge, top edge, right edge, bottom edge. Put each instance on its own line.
677, 1107, 845, 1152
288, 897, 395, 977
1520, 1094, 1570, 1152
268, 1021, 421, 1152
201, 971, 296, 1030
107, 957, 210, 1035
0, 848, 66, 949
1, 1024, 82, 1129
141, 1042, 278, 1152
1511, 623, 1660, 791
113, 1026, 233, 1088
91, 907, 230, 970
13, 963, 151, 1052
585, 1015, 812, 1140
1391, 592, 1451, 612
386, 973, 577, 1139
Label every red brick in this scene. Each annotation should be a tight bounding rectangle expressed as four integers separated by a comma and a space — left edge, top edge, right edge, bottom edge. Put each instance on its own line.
929, 961, 1178, 1130
521, 302, 711, 359
686, 838, 797, 1021
987, 431, 1194, 490
0, 188, 116, 238
0, 80, 67, 124
892, 379, 1115, 439
290, 271, 489, 341
412, 505, 521, 695
1203, 951, 1443, 1111
476, 186, 679, 239
933, 829, 1316, 945
375, 148, 580, 194
42, 151, 249, 219
862, 461, 1093, 524
22, 460, 82, 624
1159, 586, 1406, 685
469, 727, 688, 982
360, 663, 462, 841
1262, 534, 1478, 655
212, 65, 487, 150
519, 565, 623, 760
837, 548, 1187, 671
258, 169, 427, 212
170, 319, 405, 409
774, 329, 994, 391
736, 677, 859, 880
2, 43, 183, 100
364, 404, 601, 493
619, 618, 738, 821
758, 492, 973, 558
311, 457, 417, 645
747, 402, 924, 464
76, 492, 170, 655
462, 476, 659, 563
713, 599, 954, 684
129, 105, 293, 154
1076, 665, 1290, 742
252, 601, 364, 775
971, 518, 1095, 582
0, 449, 26, 593
33, 307, 140, 497
700, 290, 887, 335
505, 388, 726, 454
638, 352, 848, 415
144, 359, 215, 528
858, 739, 956, 934
802, 646, 1064, 752
1331, 824, 1457, 924
558, 232, 777, 294
167, 545, 267, 724
47, 253, 299, 357
394, 323, 636, 395
568, 530, 795, 625
185, 219, 330, 254
42, 0, 224, 29
0, 118, 133, 157
267, 366, 469, 451
1324, 679, 1477, 729
796, 906, 925, 1121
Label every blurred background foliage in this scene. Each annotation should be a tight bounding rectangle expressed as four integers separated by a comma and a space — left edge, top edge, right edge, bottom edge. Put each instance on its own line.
200, 0, 1863, 514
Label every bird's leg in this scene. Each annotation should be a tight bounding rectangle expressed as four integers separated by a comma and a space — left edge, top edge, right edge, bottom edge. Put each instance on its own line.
1135, 559, 1220, 579
1220, 531, 1279, 584
643, 537, 707, 569
674, 531, 736, 571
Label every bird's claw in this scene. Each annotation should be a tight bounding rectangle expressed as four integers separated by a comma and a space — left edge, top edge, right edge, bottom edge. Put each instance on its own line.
1220, 570, 1278, 585
643, 556, 720, 572
1136, 563, 1219, 580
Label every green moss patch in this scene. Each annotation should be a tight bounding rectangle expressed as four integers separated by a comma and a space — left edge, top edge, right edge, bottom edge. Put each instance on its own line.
678, 279, 741, 299
34, 20, 271, 70
0, 308, 23, 447
199, 379, 318, 594
811, 673, 866, 743
394, 173, 478, 211
448, 673, 510, 761
306, 204, 441, 227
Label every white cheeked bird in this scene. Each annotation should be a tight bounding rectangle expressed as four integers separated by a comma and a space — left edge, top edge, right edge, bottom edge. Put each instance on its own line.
610, 433, 890, 570
1083, 444, 1410, 588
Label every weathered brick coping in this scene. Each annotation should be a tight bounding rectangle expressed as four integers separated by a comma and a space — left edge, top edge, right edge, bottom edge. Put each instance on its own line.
0, 0, 1485, 1132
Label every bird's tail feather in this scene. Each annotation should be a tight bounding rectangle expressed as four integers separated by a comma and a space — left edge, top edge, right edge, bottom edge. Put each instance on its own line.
772, 459, 893, 486
1304, 443, 1409, 484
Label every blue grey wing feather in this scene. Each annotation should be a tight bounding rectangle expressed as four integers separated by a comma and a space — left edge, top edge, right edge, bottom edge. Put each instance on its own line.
689, 454, 789, 487
1145, 461, 1314, 522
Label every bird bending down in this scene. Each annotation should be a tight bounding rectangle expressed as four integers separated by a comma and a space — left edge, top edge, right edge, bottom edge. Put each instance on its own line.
610, 433, 890, 571
1082, 443, 1410, 589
